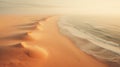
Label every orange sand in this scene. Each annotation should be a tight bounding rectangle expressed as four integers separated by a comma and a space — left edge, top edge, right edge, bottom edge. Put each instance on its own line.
0, 15, 108, 67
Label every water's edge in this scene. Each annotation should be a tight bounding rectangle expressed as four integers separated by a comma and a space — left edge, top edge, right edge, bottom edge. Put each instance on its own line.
57, 18, 120, 66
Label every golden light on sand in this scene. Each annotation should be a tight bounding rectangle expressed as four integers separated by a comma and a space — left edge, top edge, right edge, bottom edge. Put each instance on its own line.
27, 45, 49, 59
22, 42, 48, 59
11, 42, 27, 48
0, 15, 111, 67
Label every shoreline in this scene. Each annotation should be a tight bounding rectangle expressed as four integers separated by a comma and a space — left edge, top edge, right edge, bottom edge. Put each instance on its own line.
57, 19, 120, 67
0, 15, 108, 67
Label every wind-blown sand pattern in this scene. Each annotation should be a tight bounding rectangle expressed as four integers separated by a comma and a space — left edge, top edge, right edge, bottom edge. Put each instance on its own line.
0, 15, 109, 67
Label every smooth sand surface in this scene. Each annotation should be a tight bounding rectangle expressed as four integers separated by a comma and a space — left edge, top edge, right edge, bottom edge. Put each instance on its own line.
0, 15, 108, 67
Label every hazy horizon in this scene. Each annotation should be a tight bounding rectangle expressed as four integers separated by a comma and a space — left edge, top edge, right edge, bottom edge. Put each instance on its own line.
1, 0, 120, 15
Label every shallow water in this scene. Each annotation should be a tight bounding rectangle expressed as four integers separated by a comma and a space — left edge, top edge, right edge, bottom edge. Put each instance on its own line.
58, 15, 120, 65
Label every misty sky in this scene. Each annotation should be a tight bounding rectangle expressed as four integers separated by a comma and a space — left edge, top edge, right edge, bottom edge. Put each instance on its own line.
0, 0, 120, 14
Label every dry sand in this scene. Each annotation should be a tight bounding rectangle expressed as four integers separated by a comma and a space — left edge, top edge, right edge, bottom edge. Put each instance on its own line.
0, 15, 108, 67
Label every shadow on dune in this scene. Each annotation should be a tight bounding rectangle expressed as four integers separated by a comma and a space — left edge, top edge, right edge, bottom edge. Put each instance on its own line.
10, 42, 27, 48
14, 17, 48, 27
13, 20, 43, 31
12, 17, 50, 31
0, 17, 51, 67
0, 32, 33, 41
0, 42, 48, 67
15, 21, 40, 27
16, 25, 39, 30
0, 41, 48, 58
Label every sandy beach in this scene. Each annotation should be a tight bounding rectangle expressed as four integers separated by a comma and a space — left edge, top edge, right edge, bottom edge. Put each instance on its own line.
0, 15, 108, 67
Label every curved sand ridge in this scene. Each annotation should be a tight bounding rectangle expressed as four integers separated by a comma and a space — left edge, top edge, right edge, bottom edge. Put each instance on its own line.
0, 16, 109, 67
0, 17, 49, 67
10, 42, 27, 48
19, 32, 34, 41
11, 42, 48, 58
0, 32, 35, 41
15, 19, 44, 31
33, 24, 43, 31
0, 42, 48, 67
2, 21, 44, 41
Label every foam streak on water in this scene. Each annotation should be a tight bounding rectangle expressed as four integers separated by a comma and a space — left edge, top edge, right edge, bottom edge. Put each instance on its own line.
58, 16, 120, 64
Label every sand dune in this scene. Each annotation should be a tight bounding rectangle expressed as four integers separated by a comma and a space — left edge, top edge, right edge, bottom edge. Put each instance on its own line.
0, 42, 48, 67
0, 32, 34, 41
0, 22, 43, 41
0, 15, 108, 67
10, 42, 48, 58
10, 42, 27, 48
15, 21, 40, 27
16, 21, 43, 30
17, 25, 42, 31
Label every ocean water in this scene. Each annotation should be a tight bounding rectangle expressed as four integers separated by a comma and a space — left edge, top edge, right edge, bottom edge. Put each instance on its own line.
57, 15, 120, 65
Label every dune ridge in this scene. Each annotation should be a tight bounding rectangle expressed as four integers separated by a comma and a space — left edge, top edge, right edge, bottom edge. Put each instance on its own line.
0, 17, 49, 67
10, 42, 27, 48
0, 16, 108, 67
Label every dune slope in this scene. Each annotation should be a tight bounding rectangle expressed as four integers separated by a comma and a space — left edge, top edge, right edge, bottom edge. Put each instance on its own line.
0, 15, 108, 67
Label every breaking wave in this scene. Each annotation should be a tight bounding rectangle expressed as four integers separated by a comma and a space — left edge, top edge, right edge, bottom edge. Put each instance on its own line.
57, 16, 120, 65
